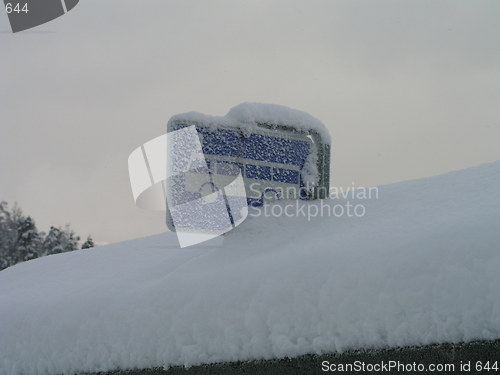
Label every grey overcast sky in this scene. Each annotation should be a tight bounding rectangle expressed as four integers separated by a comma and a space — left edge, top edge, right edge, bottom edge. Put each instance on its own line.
1, 0, 499, 244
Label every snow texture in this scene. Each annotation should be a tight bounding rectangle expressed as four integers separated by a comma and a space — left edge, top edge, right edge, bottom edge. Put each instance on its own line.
168, 102, 331, 144
1, 160, 500, 375
300, 142, 319, 189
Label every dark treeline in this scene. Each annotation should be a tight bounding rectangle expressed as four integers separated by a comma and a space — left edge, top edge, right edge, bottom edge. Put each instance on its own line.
0, 201, 94, 271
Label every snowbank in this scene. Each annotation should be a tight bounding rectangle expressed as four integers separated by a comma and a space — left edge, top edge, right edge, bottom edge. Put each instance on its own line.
1, 161, 500, 375
167, 102, 331, 144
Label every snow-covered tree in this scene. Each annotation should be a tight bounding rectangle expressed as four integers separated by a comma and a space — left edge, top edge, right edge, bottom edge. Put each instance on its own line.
81, 235, 95, 249
62, 226, 80, 253
0, 201, 14, 269
0, 202, 27, 269
15, 216, 42, 262
42, 226, 80, 255
0, 202, 89, 270
42, 226, 64, 255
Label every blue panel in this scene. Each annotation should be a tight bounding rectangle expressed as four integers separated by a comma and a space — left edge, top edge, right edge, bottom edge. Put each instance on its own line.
169, 123, 313, 195
217, 161, 243, 176
245, 164, 272, 181
273, 168, 300, 184
173, 125, 311, 169
242, 134, 310, 167
198, 128, 243, 158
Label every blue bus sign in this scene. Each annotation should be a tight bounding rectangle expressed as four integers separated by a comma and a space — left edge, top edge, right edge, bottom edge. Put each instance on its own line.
166, 112, 330, 233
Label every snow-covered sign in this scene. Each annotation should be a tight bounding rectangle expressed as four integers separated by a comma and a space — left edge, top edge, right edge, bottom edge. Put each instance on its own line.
165, 103, 331, 233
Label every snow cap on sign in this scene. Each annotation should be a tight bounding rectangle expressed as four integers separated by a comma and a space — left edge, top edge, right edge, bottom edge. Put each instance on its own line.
167, 102, 331, 144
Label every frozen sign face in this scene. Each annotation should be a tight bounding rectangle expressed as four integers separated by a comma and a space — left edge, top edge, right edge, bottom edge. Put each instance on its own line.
129, 103, 331, 248
168, 120, 331, 208
128, 126, 248, 248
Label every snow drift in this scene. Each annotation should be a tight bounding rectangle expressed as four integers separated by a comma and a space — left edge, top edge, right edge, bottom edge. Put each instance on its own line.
1, 160, 500, 375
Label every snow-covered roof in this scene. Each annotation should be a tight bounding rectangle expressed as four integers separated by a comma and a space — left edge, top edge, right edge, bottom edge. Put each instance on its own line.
167, 102, 331, 144
1, 160, 499, 375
